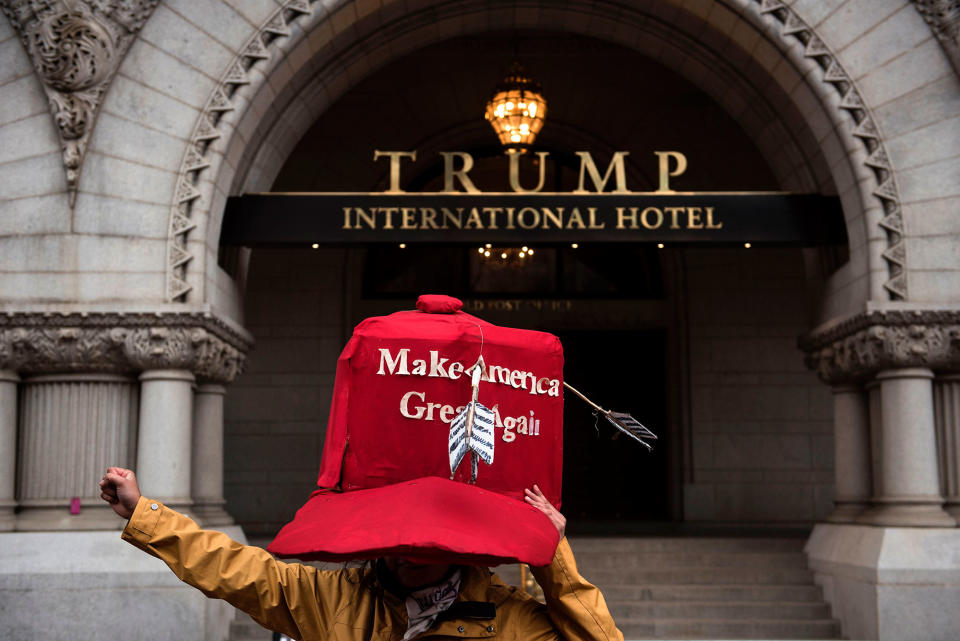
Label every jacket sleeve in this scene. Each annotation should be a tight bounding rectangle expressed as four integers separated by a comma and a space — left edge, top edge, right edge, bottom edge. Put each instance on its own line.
530, 537, 624, 641
121, 496, 341, 640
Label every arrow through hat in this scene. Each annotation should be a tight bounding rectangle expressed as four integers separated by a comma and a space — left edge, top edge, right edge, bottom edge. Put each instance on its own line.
449, 355, 495, 483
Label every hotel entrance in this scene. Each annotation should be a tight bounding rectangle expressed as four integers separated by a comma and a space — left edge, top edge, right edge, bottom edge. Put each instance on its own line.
221, 29, 845, 539
558, 329, 669, 524
218, 22, 849, 640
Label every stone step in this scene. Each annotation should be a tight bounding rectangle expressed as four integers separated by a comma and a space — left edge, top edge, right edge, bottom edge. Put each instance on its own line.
607, 600, 831, 620
617, 617, 842, 639
582, 566, 815, 585
597, 583, 825, 602
568, 537, 807, 554
572, 551, 808, 569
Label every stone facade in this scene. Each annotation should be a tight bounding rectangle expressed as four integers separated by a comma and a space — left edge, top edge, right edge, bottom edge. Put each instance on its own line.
0, 1, 958, 640
684, 248, 835, 525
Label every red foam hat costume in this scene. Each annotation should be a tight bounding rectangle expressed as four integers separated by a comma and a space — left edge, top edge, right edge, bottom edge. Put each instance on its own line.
268, 295, 564, 566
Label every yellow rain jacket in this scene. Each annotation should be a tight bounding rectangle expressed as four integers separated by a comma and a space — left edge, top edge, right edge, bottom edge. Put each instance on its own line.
122, 496, 624, 641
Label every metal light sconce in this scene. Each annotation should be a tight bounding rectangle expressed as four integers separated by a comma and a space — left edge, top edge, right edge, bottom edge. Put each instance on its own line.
484, 62, 547, 152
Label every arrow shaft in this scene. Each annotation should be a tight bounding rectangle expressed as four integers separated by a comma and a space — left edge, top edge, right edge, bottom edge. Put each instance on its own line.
563, 381, 608, 414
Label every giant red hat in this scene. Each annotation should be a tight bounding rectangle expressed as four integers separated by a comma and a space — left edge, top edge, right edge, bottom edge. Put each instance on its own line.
268, 295, 564, 566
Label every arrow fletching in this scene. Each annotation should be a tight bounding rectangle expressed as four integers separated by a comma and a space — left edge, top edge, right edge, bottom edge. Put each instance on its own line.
603, 411, 656, 451
449, 400, 496, 480
564, 381, 657, 452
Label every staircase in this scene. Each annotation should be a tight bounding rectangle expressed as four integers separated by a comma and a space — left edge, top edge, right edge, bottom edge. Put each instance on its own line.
225, 537, 842, 640
569, 536, 841, 640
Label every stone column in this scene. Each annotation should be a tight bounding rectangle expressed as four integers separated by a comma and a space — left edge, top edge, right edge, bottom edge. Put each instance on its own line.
136, 370, 194, 512
858, 368, 954, 527
0, 371, 19, 531
191, 383, 232, 526
826, 385, 871, 522
16, 374, 138, 530
934, 374, 960, 524
867, 380, 883, 500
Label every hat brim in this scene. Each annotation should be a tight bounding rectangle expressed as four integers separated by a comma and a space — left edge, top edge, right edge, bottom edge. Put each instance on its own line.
267, 476, 560, 567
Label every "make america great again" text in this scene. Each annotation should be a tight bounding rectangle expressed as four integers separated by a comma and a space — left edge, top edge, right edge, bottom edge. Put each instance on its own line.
376, 347, 561, 396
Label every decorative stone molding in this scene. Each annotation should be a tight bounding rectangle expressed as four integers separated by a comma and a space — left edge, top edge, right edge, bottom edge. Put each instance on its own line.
800, 309, 960, 383
165, 0, 314, 302
0, 312, 252, 382
913, 0, 960, 77
0, 0, 160, 206
749, 0, 908, 300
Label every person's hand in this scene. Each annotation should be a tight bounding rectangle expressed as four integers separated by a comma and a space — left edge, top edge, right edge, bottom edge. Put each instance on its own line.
99, 467, 141, 520
524, 484, 565, 540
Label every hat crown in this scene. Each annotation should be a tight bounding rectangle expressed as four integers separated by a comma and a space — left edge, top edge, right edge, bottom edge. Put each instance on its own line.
315, 296, 564, 509
416, 294, 463, 314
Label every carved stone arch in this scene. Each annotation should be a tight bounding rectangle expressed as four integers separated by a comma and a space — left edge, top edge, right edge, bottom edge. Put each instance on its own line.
165, 0, 907, 313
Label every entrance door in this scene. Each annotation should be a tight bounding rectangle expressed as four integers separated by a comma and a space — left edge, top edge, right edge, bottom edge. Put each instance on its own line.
555, 329, 669, 526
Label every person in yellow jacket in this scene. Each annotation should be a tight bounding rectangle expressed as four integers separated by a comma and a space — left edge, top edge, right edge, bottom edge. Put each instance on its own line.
99, 466, 624, 641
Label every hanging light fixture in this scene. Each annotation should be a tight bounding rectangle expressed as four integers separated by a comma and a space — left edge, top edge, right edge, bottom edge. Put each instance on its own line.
484, 62, 547, 152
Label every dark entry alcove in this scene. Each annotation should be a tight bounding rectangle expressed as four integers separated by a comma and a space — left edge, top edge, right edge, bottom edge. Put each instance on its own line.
557, 329, 669, 526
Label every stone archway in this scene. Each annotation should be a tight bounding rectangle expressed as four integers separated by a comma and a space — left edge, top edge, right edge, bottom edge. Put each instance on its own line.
159, 0, 919, 321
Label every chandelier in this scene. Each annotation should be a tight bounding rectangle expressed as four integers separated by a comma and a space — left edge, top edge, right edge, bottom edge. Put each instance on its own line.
484, 62, 547, 152
478, 244, 534, 266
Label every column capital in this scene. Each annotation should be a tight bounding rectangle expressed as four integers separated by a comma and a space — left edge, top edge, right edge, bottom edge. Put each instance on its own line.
799, 307, 960, 384
876, 368, 935, 381
195, 383, 228, 395
0, 311, 253, 383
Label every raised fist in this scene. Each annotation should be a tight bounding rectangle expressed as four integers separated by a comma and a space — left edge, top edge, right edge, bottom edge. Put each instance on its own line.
98, 467, 141, 519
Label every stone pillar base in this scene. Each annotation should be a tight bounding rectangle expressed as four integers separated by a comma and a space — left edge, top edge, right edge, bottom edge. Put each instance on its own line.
806, 523, 960, 641
855, 497, 956, 527
825, 500, 869, 523
0, 499, 15, 532
0, 526, 248, 641
192, 500, 234, 527
14, 505, 125, 531
945, 502, 960, 525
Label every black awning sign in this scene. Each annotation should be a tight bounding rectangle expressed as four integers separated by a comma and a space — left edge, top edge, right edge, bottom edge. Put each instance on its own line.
341, 202, 723, 231
221, 193, 846, 246
219, 149, 847, 247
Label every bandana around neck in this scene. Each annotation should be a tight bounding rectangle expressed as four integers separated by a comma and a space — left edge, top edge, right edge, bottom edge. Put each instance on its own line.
402, 569, 462, 640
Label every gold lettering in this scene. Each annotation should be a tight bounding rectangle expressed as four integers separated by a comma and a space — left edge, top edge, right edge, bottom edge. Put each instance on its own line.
505, 207, 516, 230
509, 151, 549, 193
420, 207, 439, 229
342, 207, 352, 230
440, 151, 480, 193
401, 207, 417, 229
566, 208, 586, 229
687, 206, 704, 229
617, 207, 639, 229
464, 208, 483, 229
441, 207, 463, 229
574, 151, 631, 193
373, 150, 416, 193
517, 207, 539, 229
355, 207, 377, 229
706, 207, 723, 229
665, 206, 683, 230
641, 207, 663, 229
482, 207, 502, 229
381, 207, 398, 230
654, 151, 687, 193
541, 207, 563, 229
587, 207, 605, 229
